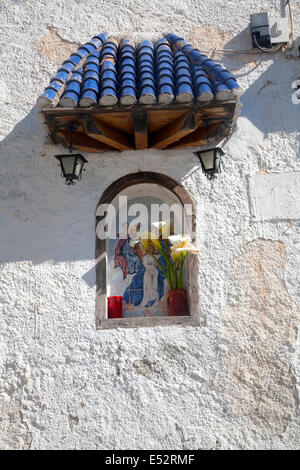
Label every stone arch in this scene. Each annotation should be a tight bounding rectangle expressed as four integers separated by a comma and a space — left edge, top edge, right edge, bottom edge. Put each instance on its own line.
95, 172, 200, 329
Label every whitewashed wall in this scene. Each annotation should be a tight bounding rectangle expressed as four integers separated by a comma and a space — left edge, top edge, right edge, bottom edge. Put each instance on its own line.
0, 0, 300, 450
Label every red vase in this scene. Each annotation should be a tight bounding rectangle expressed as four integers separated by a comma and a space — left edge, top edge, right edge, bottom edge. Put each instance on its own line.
108, 296, 123, 318
167, 289, 189, 316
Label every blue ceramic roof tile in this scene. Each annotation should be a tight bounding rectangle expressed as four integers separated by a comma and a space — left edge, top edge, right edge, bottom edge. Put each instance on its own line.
191, 64, 213, 102
59, 68, 83, 107
166, 33, 241, 100
79, 50, 100, 107
118, 37, 137, 105
37, 32, 241, 108
173, 50, 193, 103
137, 40, 156, 104
99, 37, 118, 106
155, 39, 174, 104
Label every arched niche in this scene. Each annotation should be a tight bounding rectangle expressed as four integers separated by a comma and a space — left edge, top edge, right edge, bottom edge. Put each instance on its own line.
95, 172, 201, 329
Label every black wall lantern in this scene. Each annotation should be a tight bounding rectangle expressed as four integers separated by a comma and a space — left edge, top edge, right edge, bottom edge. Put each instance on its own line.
55, 124, 88, 185
194, 148, 224, 180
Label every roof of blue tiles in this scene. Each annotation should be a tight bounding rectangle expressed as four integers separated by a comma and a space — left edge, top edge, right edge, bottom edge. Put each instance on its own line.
37, 32, 241, 109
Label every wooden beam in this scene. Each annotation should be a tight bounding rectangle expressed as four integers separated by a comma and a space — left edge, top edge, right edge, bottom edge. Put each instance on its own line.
147, 109, 186, 134
41, 100, 238, 153
83, 115, 134, 151
55, 129, 115, 152
41, 100, 237, 118
132, 110, 148, 150
166, 121, 221, 149
150, 111, 197, 149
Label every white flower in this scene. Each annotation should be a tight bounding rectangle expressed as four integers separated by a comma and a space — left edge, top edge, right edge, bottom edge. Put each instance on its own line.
172, 242, 199, 254
168, 235, 199, 260
168, 234, 191, 248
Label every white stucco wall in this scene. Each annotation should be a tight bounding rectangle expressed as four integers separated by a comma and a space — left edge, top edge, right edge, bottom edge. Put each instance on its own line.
0, 0, 300, 450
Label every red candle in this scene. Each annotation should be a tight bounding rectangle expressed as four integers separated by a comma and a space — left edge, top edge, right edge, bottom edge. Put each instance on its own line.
108, 296, 123, 319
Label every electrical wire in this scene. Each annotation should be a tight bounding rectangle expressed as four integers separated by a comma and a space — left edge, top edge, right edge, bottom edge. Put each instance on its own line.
253, 34, 280, 53
204, 38, 283, 58
286, 0, 294, 48
273, 43, 283, 52
170, 9, 290, 59
208, 48, 257, 58
206, 42, 282, 58
253, 34, 274, 52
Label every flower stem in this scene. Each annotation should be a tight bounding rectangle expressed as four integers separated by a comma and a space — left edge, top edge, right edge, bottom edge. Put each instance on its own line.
157, 240, 172, 266
178, 253, 186, 289
173, 261, 178, 289
167, 261, 172, 290
164, 240, 174, 290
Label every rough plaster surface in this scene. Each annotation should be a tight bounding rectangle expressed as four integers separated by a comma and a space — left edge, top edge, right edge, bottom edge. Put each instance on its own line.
0, 0, 300, 450
187, 25, 234, 54
251, 172, 300, 220
37, 26, 79, 66
219, 239, 300, 435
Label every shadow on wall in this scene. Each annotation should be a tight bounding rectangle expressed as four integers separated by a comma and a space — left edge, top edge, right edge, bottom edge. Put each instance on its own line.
220, 27, 300, 145
0, 105, 105, 267
239, 60, 300, 141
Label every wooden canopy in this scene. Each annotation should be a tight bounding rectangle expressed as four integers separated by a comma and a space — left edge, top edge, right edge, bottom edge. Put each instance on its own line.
40, 100, 239, 153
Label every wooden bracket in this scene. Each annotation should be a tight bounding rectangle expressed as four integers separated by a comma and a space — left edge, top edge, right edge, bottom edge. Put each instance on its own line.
83, 115, 134, 151
150, 111, 197, 149
132, 110, 148, 150
56, 128, 114, 152
167, 121, 221, 149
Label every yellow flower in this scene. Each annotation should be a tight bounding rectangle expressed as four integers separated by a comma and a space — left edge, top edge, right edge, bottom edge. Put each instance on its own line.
150, 237, 162, 251
139, 231, 150, 240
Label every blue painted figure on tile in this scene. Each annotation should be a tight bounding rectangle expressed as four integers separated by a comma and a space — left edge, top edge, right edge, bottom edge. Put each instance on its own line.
114, 223, 167, 309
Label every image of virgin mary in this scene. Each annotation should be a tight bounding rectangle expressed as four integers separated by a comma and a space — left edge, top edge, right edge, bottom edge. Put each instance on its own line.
114, 236, 167, 309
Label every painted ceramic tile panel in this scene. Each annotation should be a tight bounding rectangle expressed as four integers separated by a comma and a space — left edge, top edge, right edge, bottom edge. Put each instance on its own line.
107, 195, 187, 318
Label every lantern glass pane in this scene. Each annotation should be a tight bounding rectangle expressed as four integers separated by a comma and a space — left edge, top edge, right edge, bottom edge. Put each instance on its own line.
74, 158, 84, 179
200, 150, 215, 171
60, 156, 75, 177
214, 153, 221, 172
